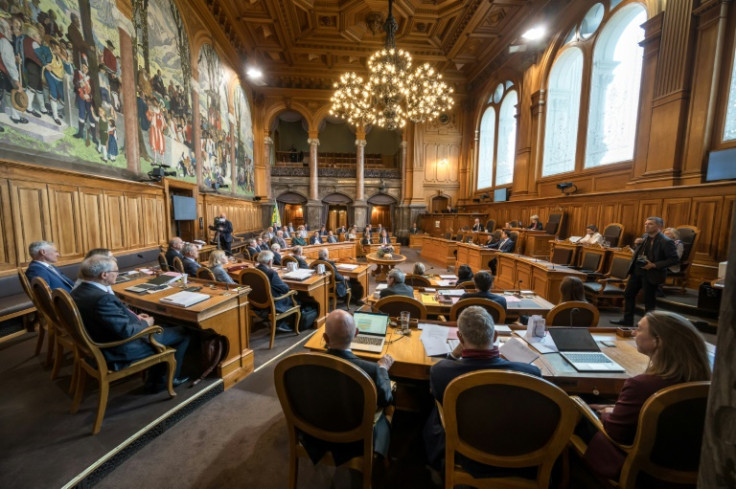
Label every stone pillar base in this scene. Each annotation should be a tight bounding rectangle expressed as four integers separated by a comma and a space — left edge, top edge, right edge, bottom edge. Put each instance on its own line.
306, 200, 323, 229
352, 200, 368, 229
396, 203, 427, 244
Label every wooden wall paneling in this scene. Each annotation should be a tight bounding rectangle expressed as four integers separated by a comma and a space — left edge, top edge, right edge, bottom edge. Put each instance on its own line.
691, 197, 722, 262
0, 179, 17, 272
48, 184, 84, 261
599, 203, 619, 230
637, 200, 663, 225
565, 204, 587, 236
104, 192, 128, 251
619, 202, 639, 245
79, 189, 108, 251
125, 194, 144, 249
661, 198, 692, 229
717, 197, 735, 262
156, 198, 168, 244
9, 180, 51, 264
141, 196, 161, 246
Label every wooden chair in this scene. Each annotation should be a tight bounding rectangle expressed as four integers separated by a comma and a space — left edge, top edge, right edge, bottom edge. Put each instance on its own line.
31, 277, 78, 386
282, 255, 298, 267
310, 259, 351, 311
238, 267, 301, 349
583, 248, 633, 308
570, 381, 710, 489
602, 222, 625, 248
404, 274, 432, 287
508, 230, 520, 252
545, 301, 599, 326
241, 249, 252, 261
485, 219, 496, 232
372, 295, 427, 319
171, 256, 185, 274
157, 252, 169, 271
51, 289, 177, 435
251, 251, 260, 263
449, 298, 506, 324
18, 268, 49, 364
575, 246, 606, 279
441, 370, 577, 489
550, 246, 575, 266
196, 267, 216, 281
274, 352, 377, 489
665, 225, 700, 292
455, 280, 476, 291
545, 213, 565, 237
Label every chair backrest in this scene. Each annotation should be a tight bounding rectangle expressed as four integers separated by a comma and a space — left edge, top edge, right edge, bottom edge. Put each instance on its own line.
30, 277, 60, 327
51, 288, 104, 366
443, 370, 577, 488
545, 213, 564, 235
551, 247, 574, 265
608, 252, 633, 280
172, 256, 184, 274
274, 352, 377, 455
508, 231, 519, 251
310, 259, 336, 291
444, 232, 452, 239
508, 220, 520, 228
241, 249, 252, 261
674, 225, 699, 266
602, 223, 624, 247
197, 267, 216, 281
238, 267, 273, 309
580, 248, 604, 272
546, 301, 599, 326
450, 298, 506, 323
373, 295, 427, 319
158, 253, 169, 270
485, 219, 496, 232
251, 252, 260, 263
620, 381, 710, 488
455, 281, 476, 290
18, 268, 41, 310
282, 255, 297, 267
405, 274, 432, 287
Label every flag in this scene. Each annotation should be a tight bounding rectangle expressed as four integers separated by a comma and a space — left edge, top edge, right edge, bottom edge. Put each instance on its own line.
271, 205, 280, 227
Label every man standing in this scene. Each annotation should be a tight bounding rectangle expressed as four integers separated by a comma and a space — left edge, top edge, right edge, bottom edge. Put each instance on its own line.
612, 217, 679, 326
25, 241, 74, 292
210, 213, 233, 255
165, 237, 184, 270
181, 244, 201, 277
379, 269, 414, 298
71, 255, 190, 391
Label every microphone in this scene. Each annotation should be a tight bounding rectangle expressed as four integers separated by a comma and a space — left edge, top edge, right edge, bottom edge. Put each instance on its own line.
569, 307, 580, 326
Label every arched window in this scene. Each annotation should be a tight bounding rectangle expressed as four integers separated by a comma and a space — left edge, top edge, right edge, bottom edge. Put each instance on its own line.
585, 4, 647, 167
475, 82, 517, 191
723, 43, 736, 141
542, 48, 584, 177
477, 108, 496, 189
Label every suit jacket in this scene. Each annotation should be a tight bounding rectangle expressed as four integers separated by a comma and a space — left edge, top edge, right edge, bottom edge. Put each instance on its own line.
272, 251, 282, 266
326, 235, 338, 243
217, 220, 233, 243
291, 236, 307, 246
259, 244, 270, 252
489, 238, 514, 252
410, 227, 419, 234
246, 246, 260, 257
361, 236, 372, 245
271, 236, 287, 249
628, 232, 679, 284
326, 260, 347, 297
70, 282, 154, 370
211, 264, 235, 284
182, 257, 201, 276
472, 224, 483, 232
165, 248, 184, 271
310, 235, 323, 245
26, 260, 74, 292
459, 290, 507, 311
295, 256, 309, 269
379, 282, 414, 299
377, 236, 390, 244
528, 222, 544, 231
256, 263, 293, 313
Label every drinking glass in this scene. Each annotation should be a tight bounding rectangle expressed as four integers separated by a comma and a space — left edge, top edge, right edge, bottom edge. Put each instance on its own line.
400, 311, 410, 334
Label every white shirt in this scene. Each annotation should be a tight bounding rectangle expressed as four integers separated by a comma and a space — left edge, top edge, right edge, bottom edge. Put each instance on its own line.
579, 232, 604, 245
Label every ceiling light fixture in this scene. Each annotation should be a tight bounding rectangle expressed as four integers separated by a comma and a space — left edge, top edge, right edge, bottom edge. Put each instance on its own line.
329, 0, 454, 131
521, 26, 546, 41
246, 67, 263, 79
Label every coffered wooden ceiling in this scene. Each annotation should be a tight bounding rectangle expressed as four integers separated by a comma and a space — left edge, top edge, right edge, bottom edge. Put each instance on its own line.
201, 0, 567, 92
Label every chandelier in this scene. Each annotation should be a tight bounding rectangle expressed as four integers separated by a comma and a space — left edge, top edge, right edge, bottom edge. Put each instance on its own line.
329, 0, 454, 131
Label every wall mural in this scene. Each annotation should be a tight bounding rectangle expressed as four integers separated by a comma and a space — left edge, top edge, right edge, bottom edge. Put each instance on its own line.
133, 0, 194, 182
197, 43, 231, 191
0, 0, 126, 167
232, 83, 253, 196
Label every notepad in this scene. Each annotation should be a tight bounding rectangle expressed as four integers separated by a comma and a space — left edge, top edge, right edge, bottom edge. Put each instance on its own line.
282, 269, 315, 281
499, 337, 540, 364
160, 291, 210, 307
440, 274, 458, 280
336, 264, 359, 270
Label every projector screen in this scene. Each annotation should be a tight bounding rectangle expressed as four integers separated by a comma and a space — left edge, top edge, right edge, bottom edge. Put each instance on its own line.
172, 195, 197, 221
706, 148, 736, 182
494, 187, 509, 202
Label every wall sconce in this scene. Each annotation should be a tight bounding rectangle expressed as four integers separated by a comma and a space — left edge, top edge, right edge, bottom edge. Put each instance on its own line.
438, 158, 449, 168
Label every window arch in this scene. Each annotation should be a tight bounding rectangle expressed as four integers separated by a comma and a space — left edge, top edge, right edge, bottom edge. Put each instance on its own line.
724, 42, 736, 141
475, 82, 517, 191
585, 3, 647, 167
543, 48, 584, 177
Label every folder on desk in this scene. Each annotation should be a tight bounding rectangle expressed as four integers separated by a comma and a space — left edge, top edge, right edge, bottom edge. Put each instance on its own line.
160, 291, 210, 307
337, 264, 359, 271
282, 269, 315, 281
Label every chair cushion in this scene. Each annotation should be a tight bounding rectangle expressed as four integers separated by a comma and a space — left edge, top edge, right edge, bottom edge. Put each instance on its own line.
0, 293, 34, 316
584, 283, 623, 295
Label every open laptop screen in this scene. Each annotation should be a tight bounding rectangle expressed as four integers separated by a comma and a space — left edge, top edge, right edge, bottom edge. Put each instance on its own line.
547, 327, 600, 352
353, 312, 390, 335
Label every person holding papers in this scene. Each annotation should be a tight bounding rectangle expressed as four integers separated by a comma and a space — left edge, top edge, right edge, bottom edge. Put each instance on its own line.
424, 306, 541, 468
459, 271, 507, 311
71, 255, 190, 392
379, 269, 414, 298
181, 244, 201, 277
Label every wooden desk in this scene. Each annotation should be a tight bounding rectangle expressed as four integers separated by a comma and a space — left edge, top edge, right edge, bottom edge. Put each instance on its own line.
304, 324, 647, 395
336, 263, 371, 302
113, 277, 253, 389
495, 254, 587, 304
408, 234, 425, 249
225, 263, 330, 328
455, 242, 497, 273
365, 253, 407, 282
523, 231, 556, 258
420, 236, 457, 268
361, 243, 402, 257
301, 241, 356, 261
197, 244, 218, 262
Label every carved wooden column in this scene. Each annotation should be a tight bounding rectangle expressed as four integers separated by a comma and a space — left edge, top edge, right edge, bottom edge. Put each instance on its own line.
263, 134, 273, 199
355, 138, 366, 201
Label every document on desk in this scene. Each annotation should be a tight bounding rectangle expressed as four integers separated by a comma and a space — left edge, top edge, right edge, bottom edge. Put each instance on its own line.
337, 264, 359, 271
516, 331, 559, 354
439, 289, 466, 297
419, 323, 457, 356
436, 280, 455, 287
499, 337, 539, 364
440, 275, 458, 280
160, 291, 210, 307
375, 283, 388, 290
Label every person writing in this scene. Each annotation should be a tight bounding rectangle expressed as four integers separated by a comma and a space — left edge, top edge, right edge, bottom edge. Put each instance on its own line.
208, 250, 235, 284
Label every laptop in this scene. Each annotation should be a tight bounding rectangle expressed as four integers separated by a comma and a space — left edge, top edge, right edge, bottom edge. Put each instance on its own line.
350, 311, 390, 353
547, 327, 625, 372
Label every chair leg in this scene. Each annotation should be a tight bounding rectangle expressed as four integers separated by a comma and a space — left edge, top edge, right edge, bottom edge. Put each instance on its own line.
269, 319, 277, 350
68, 355, 79, 395
50, 338, 63, 380
34, 321, 45, 356
71, 369, 86, 414
165, 358, 177, 397
44, 328, 56, 368
92, 380, 110, 435
288, 440, 298, 489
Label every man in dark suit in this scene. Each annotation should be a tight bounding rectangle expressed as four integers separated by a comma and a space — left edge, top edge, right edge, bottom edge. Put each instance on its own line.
409, 223, 419, 234
209, 213, 233, 255
270, 230, 288, 249
165, 237, 184, 271
486, 229, 515, 274
380, 269, 414, 298
424, 306, 541, 467
71, 255, 190, 391
292, 246, 309, 269
245, 239, 260, 258
318, 248, 348, 299
459, 271, 507, 311
326, 231, 338, 243
181, 244, 201, 277
309, 231, 323, 245
255, 250, 295, 332
25, 241, 74, 292
471, 218, 484, 232
270, 243, 283, 266
298, 309, 394, 464
612, 217, 679, 326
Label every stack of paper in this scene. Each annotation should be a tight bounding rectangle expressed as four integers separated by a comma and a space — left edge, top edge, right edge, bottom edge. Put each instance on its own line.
283, 269, 315, 281
440, 274, 458, 280
418, 323, 458, 356
160, 291, 210, 307
499, 337, 540, 364
438, 289, 465, 297
337, 264, 359, 270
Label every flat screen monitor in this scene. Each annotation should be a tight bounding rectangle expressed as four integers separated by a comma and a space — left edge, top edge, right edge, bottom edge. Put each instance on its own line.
494, 188, 509, 202
706, 148, 736, 182
172, 195, 197, 221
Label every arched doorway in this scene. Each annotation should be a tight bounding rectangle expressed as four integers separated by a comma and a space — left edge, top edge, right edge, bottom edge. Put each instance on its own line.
431, 194, 450, 212
322, 193, 353, 230
276, 191, 308, 228
367, 193, 398, 231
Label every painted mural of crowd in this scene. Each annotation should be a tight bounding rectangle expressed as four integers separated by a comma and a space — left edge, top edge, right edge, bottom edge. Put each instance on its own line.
0, 1, 121, 162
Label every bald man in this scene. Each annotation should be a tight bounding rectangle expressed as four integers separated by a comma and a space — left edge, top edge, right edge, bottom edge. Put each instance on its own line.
302, 310, 394, 463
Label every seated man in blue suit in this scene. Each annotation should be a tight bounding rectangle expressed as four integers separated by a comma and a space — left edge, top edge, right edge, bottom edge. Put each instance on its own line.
486, 229, 515, 275
181, 244, 201, 277
26, 241, 74, 292
459, 271, 507, 311
255, 250, 297, 332
165, 237, 184, 271
309, 231, 323, 245
71, 255, 190, 391
292, 246, 309, 269
424, 306, 541, 469
298, 309, 394, 465
379, 269, 414, 299
318, 248, 348, 299
270, 243, 283, 266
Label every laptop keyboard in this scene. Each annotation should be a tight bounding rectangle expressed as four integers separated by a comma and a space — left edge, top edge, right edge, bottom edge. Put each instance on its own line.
353, 336, 383, 345
565, 352, 611, 363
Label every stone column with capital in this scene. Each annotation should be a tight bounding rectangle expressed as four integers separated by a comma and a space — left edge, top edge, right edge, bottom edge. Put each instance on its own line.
306, 137, 322, 227
264, 135, 273, 199
355, 138, 366, 201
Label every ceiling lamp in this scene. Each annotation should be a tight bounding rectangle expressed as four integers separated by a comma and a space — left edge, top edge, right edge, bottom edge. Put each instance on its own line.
329, 0, 454, 131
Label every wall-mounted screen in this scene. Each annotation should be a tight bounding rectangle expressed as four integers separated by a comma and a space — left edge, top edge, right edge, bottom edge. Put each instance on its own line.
172, 195, 197, 221
706, 148, 736, 182
494, 188, 509, 202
